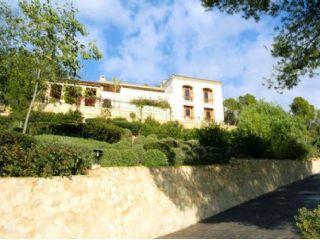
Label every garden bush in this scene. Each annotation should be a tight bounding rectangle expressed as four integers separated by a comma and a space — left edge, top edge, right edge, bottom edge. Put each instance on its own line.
140, 117, 161, 137
237, 101, 311, 160
198, 124, 233, 162
295, 205, 320, 239
143, 149, 168, 167
120, 149, 141, 166
109, 118, 141, 136
143, 141, 175, 165
0, 131, 92, 177
0, 115, 12, 129
100, 148, 122, 167
35, 135, 111, 152
35, 143, 92, 177
28, 110, 83, 135
83, 119, 122, 143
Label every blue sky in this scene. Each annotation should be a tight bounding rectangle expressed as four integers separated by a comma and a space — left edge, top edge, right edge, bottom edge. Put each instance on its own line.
11, 0, 320, 109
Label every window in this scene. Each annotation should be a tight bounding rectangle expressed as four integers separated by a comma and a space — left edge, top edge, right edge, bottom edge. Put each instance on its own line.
203, 88, 213, 103
204, 108, 214, 121
50, 84, 62, 100
184, 105, 194, 119
182, 85, 193, 101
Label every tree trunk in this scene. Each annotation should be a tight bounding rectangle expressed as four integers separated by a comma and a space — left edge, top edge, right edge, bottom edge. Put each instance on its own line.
22, 69, 40, 134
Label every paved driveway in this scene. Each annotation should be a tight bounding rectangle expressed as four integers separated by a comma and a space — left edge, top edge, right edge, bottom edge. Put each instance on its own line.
162, 174, 320, 239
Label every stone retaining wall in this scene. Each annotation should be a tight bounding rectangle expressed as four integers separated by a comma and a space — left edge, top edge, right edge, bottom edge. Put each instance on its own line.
0, 159, 319, 238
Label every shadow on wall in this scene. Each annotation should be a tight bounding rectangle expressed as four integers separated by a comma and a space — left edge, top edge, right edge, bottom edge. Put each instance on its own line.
147, 159, 314, 229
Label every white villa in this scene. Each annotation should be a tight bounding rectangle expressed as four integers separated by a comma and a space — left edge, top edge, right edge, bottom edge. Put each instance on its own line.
44, 74, 224, 128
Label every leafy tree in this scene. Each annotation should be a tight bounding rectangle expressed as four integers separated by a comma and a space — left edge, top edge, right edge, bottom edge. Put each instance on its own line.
290, 97, 315, 123
223, 94, 257, 125
201, 0, 320, 90
290, 97, 320, 147
223, 98, 240, 125
0, 0, 102, 133
237, 100, 310, 159
238, 94, 257, 106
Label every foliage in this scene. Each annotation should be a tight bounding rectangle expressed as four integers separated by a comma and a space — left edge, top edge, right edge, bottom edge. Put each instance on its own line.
119, 149, 141, 166
0, 130, 91, 177
83, 119, 122, 143
130, 98, 171, 120
109, 118, 141, 136
201, 0, 320, 89
237, 101, 311, 159
64, 86, 83, 105
0, 0, 102, 133
34, 143, 92, 177
198, 124, 233, 163
143, 149, 168, 167
100, 148, 122, 167
295, 205, 320, 239
143, 141, 176, 164
35, 134, 111, 152
28, 110, 83, 135
223, 94, 257, 125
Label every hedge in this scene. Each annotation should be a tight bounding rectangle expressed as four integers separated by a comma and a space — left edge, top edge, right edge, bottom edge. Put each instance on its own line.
0, 131, 92, 177
143, 149, 168, 167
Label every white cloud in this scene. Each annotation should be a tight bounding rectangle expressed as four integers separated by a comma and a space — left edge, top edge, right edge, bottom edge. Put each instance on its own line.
63, 0, 320, 108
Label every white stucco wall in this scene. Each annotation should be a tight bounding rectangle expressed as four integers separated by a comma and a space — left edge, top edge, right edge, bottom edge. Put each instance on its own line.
165, 75, 224, 125
43, 75, 224, 127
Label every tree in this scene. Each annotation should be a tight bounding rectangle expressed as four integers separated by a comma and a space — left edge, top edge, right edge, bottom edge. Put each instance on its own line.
223, 98, 240, 125
238, 100, 310, 159
290, 97, 320, 146
290, 97, 315, 123
0, 0, 102, 133
223, 94, 257, 125
201, 0, 320, 90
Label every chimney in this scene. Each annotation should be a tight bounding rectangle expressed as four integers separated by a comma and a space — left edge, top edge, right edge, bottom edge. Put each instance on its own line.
98, 75, 107, 82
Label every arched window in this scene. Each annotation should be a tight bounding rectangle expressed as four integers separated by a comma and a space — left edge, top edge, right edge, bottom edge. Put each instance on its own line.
203, 88, 213, 103
182, 85, 193, 101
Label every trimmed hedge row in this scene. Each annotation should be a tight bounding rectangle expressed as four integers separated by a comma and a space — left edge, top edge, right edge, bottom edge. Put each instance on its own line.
0, 131, 92, 177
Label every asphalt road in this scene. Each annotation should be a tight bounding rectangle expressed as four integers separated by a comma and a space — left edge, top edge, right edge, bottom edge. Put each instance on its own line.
162, 174, 320, 239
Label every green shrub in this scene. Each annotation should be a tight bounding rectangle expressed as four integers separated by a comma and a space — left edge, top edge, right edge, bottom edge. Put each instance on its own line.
120, 149, 141, 166
231, 130, 268, 158
122, 128, 133, 139
143, 141, 175, 165
134, 135, 146, 145
160, 138, 180, 148
182, 128, 199, 140
157, 121, 184, 139
100, 148, 122, 167
237, 101, 311, 159
198, 124, 233, 162
0, 131, 91, 177
35, 135, 111, 152
295, 205, 320, 239
30, 110, 83, 124
109, 118, 141, 136
34, 143, 92, 177
112, 139, 132, 149
83, 120, 122, 143
28, 110, 83, 135
143, 149, 168, 167
140, 117, 161, 136
0, 115, 12, 129
172, 147, 185, 166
